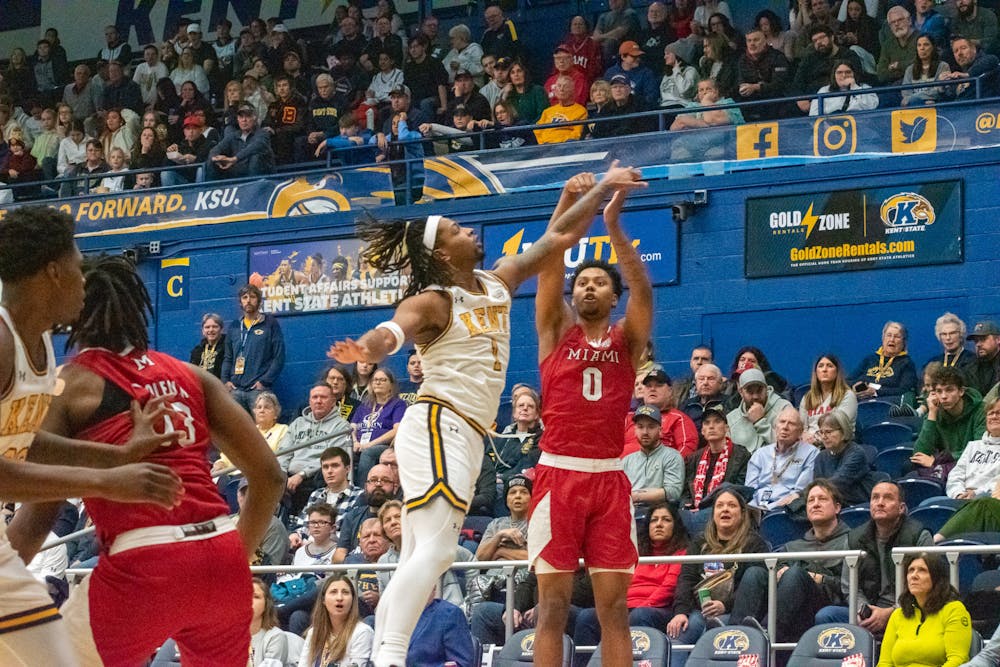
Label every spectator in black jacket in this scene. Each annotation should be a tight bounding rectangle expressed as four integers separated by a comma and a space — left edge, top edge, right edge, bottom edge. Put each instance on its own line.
100, 61, 144, 115
266, 75, 308, 164
793, 25, 866, 113
945, 37, 1000, 100
737, 30, 792, 120
589, 74, 654, 138
295, 73, 348, 162
30, 39, 69, 107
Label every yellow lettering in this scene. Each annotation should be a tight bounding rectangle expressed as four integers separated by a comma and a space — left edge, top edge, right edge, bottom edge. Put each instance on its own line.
473, 307, 488, 329
458, 313, 482, 335
588, 235, 610, 261
167, 275, 184, 297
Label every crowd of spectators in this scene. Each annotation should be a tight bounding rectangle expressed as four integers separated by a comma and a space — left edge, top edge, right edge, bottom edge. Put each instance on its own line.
3, 0, 1000, 204
155, 281, 1000, 664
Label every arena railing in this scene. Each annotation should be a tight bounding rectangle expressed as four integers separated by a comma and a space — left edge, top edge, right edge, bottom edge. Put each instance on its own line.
61, 549, 868, 664
1, 72, 992, 207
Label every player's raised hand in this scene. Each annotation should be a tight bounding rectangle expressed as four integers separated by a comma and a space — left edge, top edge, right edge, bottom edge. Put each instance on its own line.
564, 172, 597, 195
327, 338, 369, 363
122, 396, 183, 461
603, 190, 627, 225
100, 463, 185, 509
600, 159, 646, 193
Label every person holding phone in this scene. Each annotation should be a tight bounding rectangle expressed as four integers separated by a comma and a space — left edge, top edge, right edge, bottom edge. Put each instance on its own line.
850, 321, 918, 401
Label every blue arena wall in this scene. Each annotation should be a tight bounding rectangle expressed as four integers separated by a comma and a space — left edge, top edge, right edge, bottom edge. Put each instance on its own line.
71, 145, 1000, 414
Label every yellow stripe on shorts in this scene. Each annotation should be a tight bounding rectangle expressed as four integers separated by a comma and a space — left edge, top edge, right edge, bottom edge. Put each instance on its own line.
0, 604, 61, 635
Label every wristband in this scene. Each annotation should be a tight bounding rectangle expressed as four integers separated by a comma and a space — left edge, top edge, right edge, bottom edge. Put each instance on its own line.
376, 320, 405, 355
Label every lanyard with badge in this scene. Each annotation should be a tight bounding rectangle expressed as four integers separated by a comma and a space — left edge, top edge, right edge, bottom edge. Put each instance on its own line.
234, 316, 260, 375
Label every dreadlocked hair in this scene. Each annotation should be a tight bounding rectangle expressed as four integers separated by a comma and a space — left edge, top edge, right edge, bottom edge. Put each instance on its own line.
67, 255, 151, 353
356, 212, 452, 299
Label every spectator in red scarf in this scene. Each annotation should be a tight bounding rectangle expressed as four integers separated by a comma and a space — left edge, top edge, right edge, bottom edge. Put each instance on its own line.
680, 404, 750, 535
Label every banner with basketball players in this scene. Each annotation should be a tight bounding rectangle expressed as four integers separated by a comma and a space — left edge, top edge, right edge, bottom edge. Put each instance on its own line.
247, 238, 411, 314
745, 180, 963, 278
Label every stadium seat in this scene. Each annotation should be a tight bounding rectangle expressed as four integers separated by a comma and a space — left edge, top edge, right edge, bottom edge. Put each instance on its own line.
859, 422, 913, 451
792, 383, 810, 408
685, 625, 769, 667
786, 623, 875, 667
495, 399, 513, 432
859, 444, 878, 467
839, 506, 871, 528
855, 401, 898, 431
759, 510, 811, 549
887, 414, 924, 433
493, 629, 574, 667
937, 538, 988, 592
472, 636, 484, 667
463, 515, 494, 542
874, 446, 914, 479
896, 478, 945, 508
587, 626, 671, 666
909, 505, 957, 534
971, 628, 984, 658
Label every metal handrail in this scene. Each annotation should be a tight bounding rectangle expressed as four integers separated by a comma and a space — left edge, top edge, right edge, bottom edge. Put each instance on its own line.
65, 548, 867, 662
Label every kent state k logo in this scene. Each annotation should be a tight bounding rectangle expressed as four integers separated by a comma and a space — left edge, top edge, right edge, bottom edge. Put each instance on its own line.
737, 123, 779, 159
892, 108, 937, 153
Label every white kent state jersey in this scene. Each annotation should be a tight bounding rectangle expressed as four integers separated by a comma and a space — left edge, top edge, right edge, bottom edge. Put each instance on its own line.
0, 307, 57, 526
417, 270, 511, 431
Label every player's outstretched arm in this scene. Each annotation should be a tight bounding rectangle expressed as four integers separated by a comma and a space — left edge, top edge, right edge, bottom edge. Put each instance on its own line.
604, 189, 653, 366
493, 161, 647, 293
197, 364, 285, 559
327, 290, 450, 364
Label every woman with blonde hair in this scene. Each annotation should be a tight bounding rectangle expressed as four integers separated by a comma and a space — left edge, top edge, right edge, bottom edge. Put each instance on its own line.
800, 354, 857, 444
299, 575, 373, 667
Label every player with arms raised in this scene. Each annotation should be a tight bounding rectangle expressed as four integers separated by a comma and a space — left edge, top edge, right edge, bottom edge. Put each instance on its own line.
328, 163, 644, 667
530, 181, 653, 666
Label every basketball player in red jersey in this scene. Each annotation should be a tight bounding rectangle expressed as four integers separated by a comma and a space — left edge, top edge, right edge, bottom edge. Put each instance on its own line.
530, 179, 652, 666
0, 207, 184, 665
11, 257, 284, 667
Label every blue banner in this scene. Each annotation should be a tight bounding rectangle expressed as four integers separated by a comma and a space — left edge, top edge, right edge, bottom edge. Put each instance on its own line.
0, 103, 995, 238
745, 180, 963, 278
482, 209, 679, 294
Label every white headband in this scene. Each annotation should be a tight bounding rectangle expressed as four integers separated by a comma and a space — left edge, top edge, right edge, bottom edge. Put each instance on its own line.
423, 215, 441, 251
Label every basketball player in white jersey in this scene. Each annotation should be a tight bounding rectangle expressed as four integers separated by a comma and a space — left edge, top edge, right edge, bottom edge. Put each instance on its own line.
329, 163, 645, 667
0, 206, 183, 664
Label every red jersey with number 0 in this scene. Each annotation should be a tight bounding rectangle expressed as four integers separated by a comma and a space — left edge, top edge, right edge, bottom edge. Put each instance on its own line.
539, 323, 635, 459
70, 348, 229, 546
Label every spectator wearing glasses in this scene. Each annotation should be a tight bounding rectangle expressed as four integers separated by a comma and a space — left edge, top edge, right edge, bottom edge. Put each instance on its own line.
814, 410, 880, 506
877, 6, 919, 91
274, 502, 339, 630
334, 463, 400, 563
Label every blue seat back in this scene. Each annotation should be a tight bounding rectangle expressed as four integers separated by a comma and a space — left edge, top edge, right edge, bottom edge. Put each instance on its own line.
897, 478, 945, 508
787, 623, 875, 667
909, 504, 957, 534
855, 401, 897, 431
860, 422, 914, 451
494, 629, 574, 667
874, 445, 914, 479
759, 511, 810, 550
839, 506, 871, 528
587, 626, 670, 666
686, 625, 769, 666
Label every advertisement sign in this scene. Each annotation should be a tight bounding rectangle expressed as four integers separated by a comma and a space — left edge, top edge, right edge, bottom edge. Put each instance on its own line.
745, 181, 962, 278
248, 238, 412, 314
483, 208, 679, 294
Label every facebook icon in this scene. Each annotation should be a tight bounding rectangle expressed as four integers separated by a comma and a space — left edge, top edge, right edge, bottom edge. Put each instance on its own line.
737, 123, 779, 159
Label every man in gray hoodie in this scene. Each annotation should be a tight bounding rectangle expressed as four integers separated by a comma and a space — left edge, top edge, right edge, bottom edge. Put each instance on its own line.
726, 367, 791, 453
728, 479, 852, 643
278, 382, 352, 516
